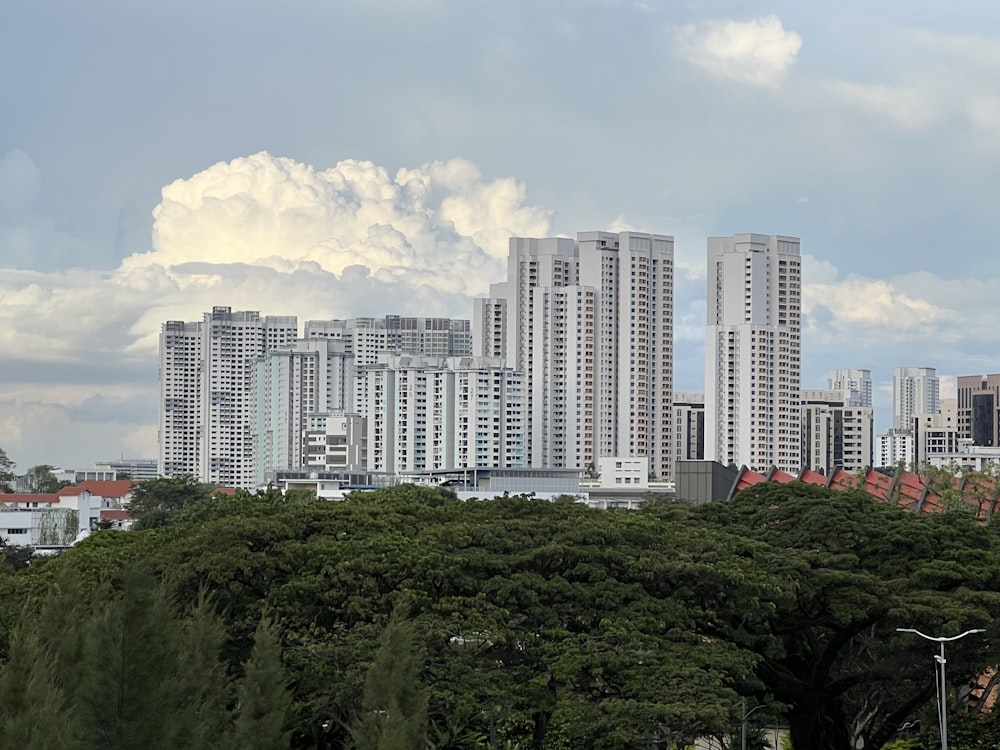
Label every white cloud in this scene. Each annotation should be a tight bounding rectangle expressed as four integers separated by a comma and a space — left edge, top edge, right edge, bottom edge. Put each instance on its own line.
0, 153, 554, 466
673, 15, 802, 89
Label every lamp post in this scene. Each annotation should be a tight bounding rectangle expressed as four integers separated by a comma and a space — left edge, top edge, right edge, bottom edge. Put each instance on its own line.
740, 699, 767, 750
896, 627, 986, 750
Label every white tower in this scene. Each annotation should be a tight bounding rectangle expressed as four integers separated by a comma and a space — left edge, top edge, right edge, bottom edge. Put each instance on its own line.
893, 367, 939, 431
705, 234, 801, 472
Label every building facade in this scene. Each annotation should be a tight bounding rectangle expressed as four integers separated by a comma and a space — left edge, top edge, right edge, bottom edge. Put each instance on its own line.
363, 355, 525, 473
827, 369, 873, 408
159, 307, 298, 487
914, 398, 962, 469
877, 428, 915, 469
705, 234, 802, 472
304, 316, 472, 367
893, 366, 940, 431
801, 389, 873, 473
672, 392, 705, 465
253, 338, 355, 484
956, 374, 1000, 447
474, 231, 674, 478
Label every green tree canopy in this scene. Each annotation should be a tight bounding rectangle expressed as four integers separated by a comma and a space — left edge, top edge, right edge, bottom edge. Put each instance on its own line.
698, 482, 1000, 750
126, 475, 214, 529
0, 448, 15, 492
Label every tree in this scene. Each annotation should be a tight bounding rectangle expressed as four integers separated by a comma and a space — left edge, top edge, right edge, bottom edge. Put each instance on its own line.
22, 464, 68, 493
126, 475, 213, 529
352, 608, 429, 750
0, 448, 15, 492
232, 616, 293, 750
698, 482, 1000, 750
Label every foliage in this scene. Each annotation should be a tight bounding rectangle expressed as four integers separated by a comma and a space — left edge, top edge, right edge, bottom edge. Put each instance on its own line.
0, 448, 14, 492
0, 566, 293, 749
126, 475, 215, 529
698, 482, 1000, 750
21, 464, 69, 493
353, 607, 429, 750
2, 483, 997, 750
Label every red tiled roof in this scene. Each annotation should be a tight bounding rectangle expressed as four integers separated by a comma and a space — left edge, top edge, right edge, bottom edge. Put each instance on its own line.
99, 509, 131, 520
798, 469, 828, 487
211, 487, 238, 496
57, 480, 135, 499
730, 466, 992, 518
0, 493, 58, 504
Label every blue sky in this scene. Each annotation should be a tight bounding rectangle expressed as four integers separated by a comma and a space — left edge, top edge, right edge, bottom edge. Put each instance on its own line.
3, 0, 1000, 469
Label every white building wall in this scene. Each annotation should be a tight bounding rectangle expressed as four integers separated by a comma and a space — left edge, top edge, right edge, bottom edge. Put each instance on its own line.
827, 369, 873, 408
672, 392, 705, 463
894, 366, 940, 430
364, 355, 524, 473
159, 307, 298, 488
705, 234, 801, 473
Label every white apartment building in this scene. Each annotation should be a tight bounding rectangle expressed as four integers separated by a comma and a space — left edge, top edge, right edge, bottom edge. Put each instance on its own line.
877, 428, 915, 469
672, 392, 705, 464
705, 234, 802, 472
474, 231, 674, 479
913, 398, 962, 468
364, 355, 525, 473
253, 338, 355, 484
303, 412, 367, 473
304, 316, 472, 367
159, 307, 298, 488
894, 366, 940, 431
827, 369, 873, 408
801, 389, 873, 473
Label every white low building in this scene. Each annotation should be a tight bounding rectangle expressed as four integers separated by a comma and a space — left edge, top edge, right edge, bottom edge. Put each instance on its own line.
0, 480, 134, 548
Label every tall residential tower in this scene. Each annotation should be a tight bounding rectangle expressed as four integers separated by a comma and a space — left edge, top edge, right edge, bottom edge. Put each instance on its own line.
705, 234, 801, 472
474, 231, 674, 479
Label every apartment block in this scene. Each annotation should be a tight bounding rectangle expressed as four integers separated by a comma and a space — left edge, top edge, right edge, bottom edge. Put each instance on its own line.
914, 398, 962, 468
253, 338, 355, 484
827, 369, 873, 408
475, 231, 674, 479
956, 374, 1000, 447
893, 367, 940, 431
801, 389, 873, 473
304, 315, 472, 367
672, 392, 705, 464
877, 428, 915, 469
363, 355, 525, 473
705, 234, 802, 472
159, 307, 297, 488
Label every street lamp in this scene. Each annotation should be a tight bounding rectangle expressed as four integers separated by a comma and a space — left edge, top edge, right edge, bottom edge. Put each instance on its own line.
740, 699, 767, 750
896, 627, 986, 750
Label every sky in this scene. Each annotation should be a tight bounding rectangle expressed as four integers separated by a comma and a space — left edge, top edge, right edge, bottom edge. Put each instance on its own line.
3, 0, 1000, 470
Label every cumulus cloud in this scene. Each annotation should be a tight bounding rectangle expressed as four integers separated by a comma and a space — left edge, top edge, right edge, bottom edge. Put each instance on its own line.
0, 153, 554, 466
673, 15, 802, 88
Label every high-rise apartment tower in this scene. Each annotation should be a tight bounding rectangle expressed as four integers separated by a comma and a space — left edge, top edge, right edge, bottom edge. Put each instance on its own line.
705, 234, 801, 472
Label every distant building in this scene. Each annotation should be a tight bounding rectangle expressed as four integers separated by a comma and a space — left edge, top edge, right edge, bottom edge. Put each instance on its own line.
957, 374, 1000, 447
253, 338, 355, 484
302, 412, 368, 473
827, 369, 873, 408
894, 366, 939, 431
93, 459, 159, 481
361, 354, 525, 473
304, 316, 472, 367
705, 233, 802, 472
475, 231, 674, 479
672, 392, 705, 463
914, 398, 962, 468
877, 428, 915, 469
801, 389, 873, 473
158, 306, 298, 488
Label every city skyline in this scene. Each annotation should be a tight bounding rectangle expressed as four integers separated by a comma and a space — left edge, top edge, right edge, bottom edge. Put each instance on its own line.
4, 2, 1000, 468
